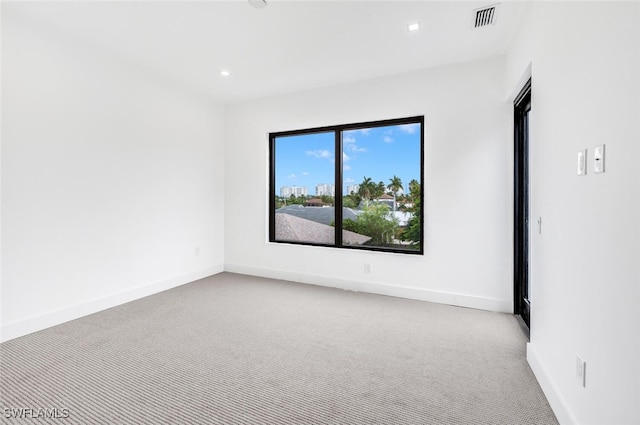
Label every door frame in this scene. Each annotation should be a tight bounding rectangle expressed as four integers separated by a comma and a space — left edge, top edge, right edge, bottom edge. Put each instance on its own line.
514, 79, 532, 329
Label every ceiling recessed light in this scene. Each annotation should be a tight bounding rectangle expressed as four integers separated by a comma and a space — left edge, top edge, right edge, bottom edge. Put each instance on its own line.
249, 0, 267, 9
220, 70, 231, 77
408, 22, 420, 32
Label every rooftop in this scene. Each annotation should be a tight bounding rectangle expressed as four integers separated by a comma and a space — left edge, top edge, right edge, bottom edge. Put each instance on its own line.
275, 213, 371, 246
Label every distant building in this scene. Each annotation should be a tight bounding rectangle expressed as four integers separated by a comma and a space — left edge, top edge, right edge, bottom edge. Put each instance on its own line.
346, 184, 360, 195
358, 193, 396, 211
376, 194, 396, 210
280, 186, 308, 198
305, 198, 325, 207
315, 183, 335, 197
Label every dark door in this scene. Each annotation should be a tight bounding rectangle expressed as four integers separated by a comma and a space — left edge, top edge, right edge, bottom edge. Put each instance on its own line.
514, 80, 531, 329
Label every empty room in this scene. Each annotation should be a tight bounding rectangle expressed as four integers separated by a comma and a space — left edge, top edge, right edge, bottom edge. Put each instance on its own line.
1, 1, 638, 424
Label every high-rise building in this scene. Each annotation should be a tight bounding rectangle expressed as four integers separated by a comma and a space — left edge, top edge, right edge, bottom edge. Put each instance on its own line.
280, 186, 308, 198
315, 183, 335, 197
346, 184, 360, 195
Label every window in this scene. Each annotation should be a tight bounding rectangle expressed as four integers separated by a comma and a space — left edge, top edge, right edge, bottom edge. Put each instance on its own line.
269, 116, 424, 254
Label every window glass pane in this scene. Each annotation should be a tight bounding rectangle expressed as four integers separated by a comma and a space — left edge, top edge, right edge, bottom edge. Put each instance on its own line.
273, 131, 335, 245
270, 117, 423, 254
341, 123, 422, 251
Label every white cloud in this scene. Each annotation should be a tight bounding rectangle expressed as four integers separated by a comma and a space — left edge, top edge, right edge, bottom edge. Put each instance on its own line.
306, 149, 331, 159
288, 174, 296, 180
383, 135, 393, 143
345, 177, 355, 183
343, 134, 366, 152
301, 171, 309, 176
347, 144, 366, 153
343, 152, 351, 162
345, 128, 371, 138
343, 164, 351, 171
397, 123, 420, 134
343, 135, 356, 144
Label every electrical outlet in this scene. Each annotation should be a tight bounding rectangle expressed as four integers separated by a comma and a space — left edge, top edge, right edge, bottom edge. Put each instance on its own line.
364, 263, 371, 274
576, 356, 586, 387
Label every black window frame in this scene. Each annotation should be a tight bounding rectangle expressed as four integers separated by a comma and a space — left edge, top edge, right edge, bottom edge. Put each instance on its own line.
514, 79, 531, 329
269, 115, 424, 255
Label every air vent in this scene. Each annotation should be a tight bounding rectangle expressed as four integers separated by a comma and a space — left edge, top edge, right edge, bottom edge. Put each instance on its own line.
473, 4, 498, 28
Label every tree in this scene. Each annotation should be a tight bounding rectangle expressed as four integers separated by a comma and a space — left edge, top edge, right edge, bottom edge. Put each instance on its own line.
275, 196, 285, 209
288, 194, 307, 205
320, 195, 334, 206
400, 180, 421, 248
345, 192, 361, 208
399, 179, 420, 210
343, 196, 357, 208
408, 179, 420, 198
387, 175, 403, 211
356, 203, 398, 246
372, 181, 386, 199
358, 176, 376, 201
342, 218, 364, 234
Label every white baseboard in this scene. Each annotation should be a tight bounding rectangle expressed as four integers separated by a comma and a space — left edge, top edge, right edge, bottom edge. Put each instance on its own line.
224, 263, 511, 313
527, 343, 577, 425
0, 264, 224, 343
2, 263, 510, 342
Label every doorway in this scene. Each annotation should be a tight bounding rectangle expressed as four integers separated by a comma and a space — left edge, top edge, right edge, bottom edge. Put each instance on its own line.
514, 79, 531, 330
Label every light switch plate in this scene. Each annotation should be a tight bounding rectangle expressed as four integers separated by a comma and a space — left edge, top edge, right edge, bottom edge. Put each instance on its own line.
577, 150, 587, 176
594, 144, 605, 174
537, 217, 542, 235
576, 356, 586, 387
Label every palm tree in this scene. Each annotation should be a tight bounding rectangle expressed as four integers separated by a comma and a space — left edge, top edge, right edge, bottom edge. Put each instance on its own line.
408, 179, 420, 200
375, 181, 386, 199
358, 176, 375, 201
387, 175, 403, 211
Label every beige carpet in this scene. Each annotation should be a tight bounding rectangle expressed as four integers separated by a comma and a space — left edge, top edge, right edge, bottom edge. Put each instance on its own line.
0, 273, 558, 424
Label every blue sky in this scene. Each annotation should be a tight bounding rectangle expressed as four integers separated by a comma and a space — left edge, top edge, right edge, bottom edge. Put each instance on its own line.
275, 123, 421, 196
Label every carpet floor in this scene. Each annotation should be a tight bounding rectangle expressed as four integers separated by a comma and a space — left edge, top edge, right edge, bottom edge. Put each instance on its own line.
0, 273, 558, 424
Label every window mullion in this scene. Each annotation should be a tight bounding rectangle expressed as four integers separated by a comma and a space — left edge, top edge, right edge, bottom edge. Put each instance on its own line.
335, 130, 343, 247
268, 135, 276, 242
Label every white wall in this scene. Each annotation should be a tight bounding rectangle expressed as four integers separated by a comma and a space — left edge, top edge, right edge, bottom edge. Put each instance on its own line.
225, 56, 513, 312
5, 3, 639, 423
1, 9, 226, 341
0, 2, 4, 341
506, 3, 640, 424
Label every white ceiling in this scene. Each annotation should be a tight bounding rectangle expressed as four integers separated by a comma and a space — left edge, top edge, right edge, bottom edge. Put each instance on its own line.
5, 1, 529, 102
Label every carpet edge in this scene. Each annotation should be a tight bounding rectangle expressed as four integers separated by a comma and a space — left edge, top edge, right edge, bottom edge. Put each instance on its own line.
224, 263, 511, 313
0, 264, 224, 343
